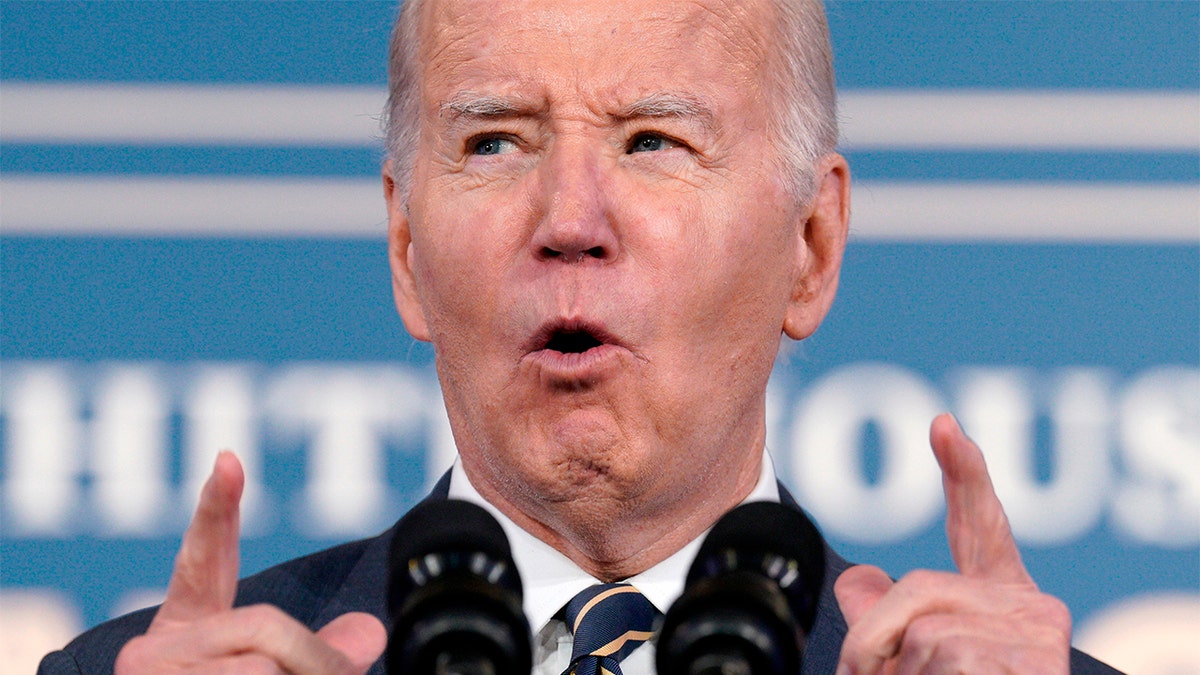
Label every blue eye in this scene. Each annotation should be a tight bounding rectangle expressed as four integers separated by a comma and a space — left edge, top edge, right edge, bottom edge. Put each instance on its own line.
472, 137, 516, 156
627, 133, 682, 154
628, 134, 666, 153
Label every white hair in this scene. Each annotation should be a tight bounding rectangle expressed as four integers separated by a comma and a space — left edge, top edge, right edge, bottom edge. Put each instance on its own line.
768, 0, 839, 198
383, 0, 424, 195
382, 0, 838, 201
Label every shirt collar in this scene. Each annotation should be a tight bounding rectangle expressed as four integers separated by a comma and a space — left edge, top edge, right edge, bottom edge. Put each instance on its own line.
447, 451, 780, 632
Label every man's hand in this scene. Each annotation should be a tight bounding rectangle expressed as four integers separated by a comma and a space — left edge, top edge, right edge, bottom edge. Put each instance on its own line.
834, 414, 1072, 674
114, 452, 387, 674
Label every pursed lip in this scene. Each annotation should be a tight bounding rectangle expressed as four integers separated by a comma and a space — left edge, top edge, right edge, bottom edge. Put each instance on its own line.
520, 318, 628, 381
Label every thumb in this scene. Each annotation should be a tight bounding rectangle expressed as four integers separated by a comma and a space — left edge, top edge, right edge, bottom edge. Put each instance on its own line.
316, 612, 388, 673
834, 564, 894, 626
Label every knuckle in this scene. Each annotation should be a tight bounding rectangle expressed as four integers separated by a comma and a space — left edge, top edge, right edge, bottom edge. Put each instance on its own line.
896, 568, 945, 593
839, 625, 890, 667
1038, 594, 1072, 632
840, 635, 861, 658
838, 627, 867, 659
930, 635, 981, 673
231, 603, 290, 650
240, 602, 287, 625
902, 613, 951, 651
234, 652, 286, 675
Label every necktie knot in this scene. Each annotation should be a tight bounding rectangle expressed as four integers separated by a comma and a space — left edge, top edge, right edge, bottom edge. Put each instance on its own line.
563, 583, 661, 675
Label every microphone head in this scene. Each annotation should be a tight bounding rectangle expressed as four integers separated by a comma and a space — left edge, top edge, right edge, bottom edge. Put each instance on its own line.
386, 499, 531, 674
658, 501, 827, 675
695, 501, 821, 566
688, 500, 825, 633
390, 498, 516, 579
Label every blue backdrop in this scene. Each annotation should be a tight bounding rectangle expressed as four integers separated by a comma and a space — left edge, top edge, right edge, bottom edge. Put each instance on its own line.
2, 2, 1197, 672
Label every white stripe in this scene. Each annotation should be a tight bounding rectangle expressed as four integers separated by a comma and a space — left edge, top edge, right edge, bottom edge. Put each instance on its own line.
1, 176, 386, 236
850, 182, 1199, 242
2, 176, 1195, 241
839, 90, 1200, 151
2, 84, 1197, 150
0, 84, 386, 146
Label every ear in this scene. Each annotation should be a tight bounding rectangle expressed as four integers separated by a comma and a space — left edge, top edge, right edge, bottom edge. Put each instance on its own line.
782, 153, 850, 341
384, 162, 432, 342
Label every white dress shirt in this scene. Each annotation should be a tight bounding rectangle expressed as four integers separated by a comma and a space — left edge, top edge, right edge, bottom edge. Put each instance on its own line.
448, 452, 781, 675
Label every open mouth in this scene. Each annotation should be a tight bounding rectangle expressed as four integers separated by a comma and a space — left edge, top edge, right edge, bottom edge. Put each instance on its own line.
524, 320, 622, 376
544, 329, 604, 354
528, 319, 617, 358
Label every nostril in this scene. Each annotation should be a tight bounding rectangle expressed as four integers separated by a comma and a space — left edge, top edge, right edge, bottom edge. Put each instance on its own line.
584, 246, 605, 258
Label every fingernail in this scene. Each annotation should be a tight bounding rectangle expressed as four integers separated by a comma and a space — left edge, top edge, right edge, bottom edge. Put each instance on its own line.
836, 664, 851, 675
203, 451, 229, 492
211, 450, 238, 477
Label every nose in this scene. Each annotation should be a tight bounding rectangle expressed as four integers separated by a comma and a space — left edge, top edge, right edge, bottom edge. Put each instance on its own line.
530, 139, 618, 263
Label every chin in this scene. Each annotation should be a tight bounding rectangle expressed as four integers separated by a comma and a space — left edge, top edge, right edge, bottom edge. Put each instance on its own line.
511, 436, 652, 505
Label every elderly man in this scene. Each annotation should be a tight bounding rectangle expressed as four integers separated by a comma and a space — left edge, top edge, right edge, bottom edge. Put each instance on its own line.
40, 0, 1120, 673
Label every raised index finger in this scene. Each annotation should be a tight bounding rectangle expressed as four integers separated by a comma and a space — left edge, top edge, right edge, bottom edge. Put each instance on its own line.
931, 413, 1031, 584
152, 451, 244, 627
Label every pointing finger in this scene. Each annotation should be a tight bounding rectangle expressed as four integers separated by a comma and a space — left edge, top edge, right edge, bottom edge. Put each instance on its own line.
153, 450, 244, 626
930, 414, 1029, 584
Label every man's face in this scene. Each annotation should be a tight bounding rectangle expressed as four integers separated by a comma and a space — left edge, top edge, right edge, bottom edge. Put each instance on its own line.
388, 0, 845, 541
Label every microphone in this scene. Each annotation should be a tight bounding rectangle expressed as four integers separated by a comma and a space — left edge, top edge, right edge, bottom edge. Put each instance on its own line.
386, 499, 532, 675
656, 501, 826, 675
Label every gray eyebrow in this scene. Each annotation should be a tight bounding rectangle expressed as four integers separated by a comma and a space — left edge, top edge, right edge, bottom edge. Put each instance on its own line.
439, 93, 540, 123
437, 91, 718, 131
618, 93, 717, 132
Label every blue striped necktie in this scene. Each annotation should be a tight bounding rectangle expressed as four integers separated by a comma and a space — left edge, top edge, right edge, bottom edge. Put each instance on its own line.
562, 583, 661, 675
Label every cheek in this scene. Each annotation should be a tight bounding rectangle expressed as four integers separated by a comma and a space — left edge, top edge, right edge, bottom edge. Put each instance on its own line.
653, 189, 793, 323
409, 184, 535, 328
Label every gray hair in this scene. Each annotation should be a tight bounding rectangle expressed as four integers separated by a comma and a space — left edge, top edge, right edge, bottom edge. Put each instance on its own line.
383, 0, 838, 201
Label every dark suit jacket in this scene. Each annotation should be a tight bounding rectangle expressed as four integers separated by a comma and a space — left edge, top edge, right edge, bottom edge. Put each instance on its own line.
39, 477, 1121, 674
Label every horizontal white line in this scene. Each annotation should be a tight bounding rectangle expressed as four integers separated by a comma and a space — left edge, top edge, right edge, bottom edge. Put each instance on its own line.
2, 84, 1197, 150
1, 176, 387, 237
839, 91, 1200, 151
2, 176, 1196, 241
0, 84, 386, 146
850, 182, 1199, 242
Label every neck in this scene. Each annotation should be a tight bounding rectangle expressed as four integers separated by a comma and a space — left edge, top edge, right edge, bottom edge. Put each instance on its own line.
465, 448, 764, 581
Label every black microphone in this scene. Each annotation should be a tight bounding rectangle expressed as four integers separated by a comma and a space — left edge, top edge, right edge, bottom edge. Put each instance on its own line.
656, 501, 826, 675
386, 499, 532, 675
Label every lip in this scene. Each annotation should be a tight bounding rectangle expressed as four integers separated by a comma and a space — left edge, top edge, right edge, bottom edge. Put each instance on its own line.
521, 318, 627, 382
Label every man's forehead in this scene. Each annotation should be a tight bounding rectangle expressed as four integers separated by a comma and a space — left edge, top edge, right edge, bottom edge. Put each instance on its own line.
415, 0, 775, 91
419, 0, 770, 32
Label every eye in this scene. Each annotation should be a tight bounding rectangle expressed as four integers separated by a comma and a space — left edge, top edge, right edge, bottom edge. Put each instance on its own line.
627, 132, 680, 154
471, 136, 518, 156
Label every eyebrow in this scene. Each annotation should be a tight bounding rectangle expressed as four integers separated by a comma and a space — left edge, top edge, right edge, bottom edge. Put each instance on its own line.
439, 93, 542, 124
617, 93, 718, 133
437, 91, 719, 132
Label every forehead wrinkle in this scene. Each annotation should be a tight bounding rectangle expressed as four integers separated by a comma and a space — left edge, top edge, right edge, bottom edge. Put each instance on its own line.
683, 0, 773, 81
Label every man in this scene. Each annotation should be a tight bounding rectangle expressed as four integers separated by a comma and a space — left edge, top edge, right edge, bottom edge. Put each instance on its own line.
39, 0, 1120, 673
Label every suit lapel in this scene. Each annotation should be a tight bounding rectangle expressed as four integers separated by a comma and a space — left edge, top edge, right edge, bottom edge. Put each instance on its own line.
778, 482, 852, 674
309, 472, 453, 674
